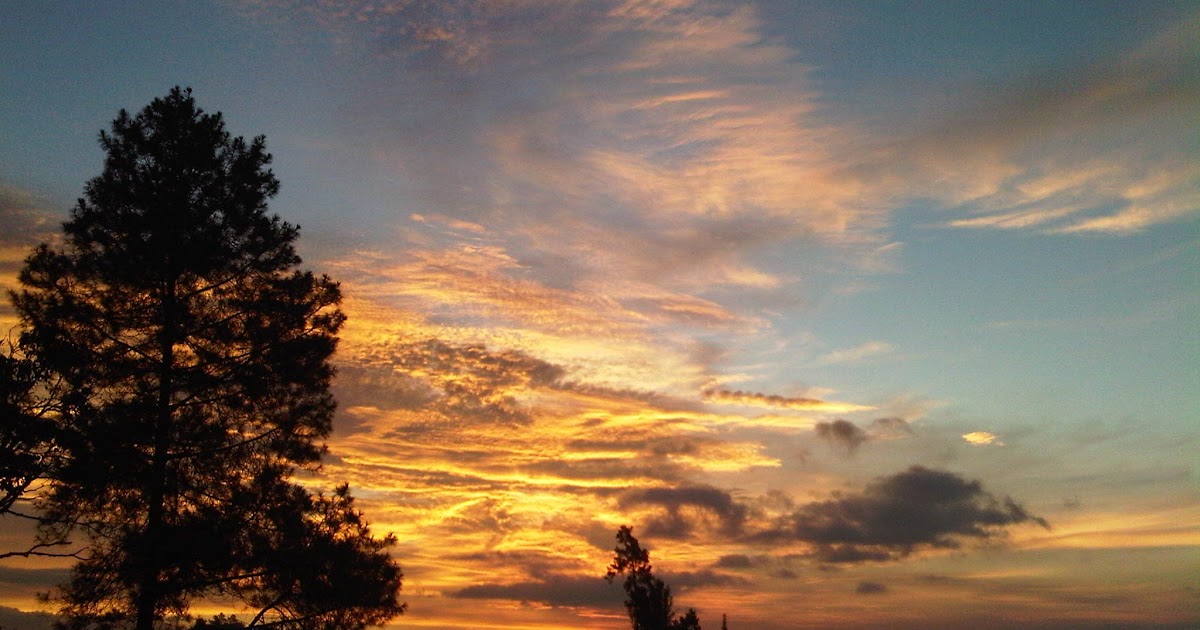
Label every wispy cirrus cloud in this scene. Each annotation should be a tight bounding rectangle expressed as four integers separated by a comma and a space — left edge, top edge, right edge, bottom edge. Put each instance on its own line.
897, 10, 1200, 234
244, 0, 887, 305
816, 341, 896, 366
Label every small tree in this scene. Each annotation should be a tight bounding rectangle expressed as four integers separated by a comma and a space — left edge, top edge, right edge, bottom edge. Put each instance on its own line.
12, 87, 402, 629
605, 526, 701, 630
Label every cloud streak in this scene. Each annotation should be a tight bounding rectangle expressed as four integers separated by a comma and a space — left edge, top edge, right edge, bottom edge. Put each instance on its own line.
703, 388, 872, 413
817, 341, 896, 366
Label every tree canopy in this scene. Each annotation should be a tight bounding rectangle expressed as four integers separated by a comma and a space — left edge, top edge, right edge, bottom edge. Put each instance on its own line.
9, 87, 403, 629
605, 526, 702, 630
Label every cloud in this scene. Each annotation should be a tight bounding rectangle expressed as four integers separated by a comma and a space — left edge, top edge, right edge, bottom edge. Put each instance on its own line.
451, 574, 623, 608
0, 606, 56, 630
449, 568, 743, 608
620, 483, 748, 538
869, 417, 915, 439
338, 338, 566, 428
660, 568, 748, 590
327, 246, 729, 396
814, 419, 868, 454
817, 341, 896, 365
856, 581, 888, 595
815, 417, 914, 454
962, 431, 1004, 447
759, 466, 1049, 563
894, 11, 1200, 234
0, 185, 57, 253
0, 566, 70, 587
703, 388, 871, 413
713, 554, 752, 569
250, 0, 892, 308
0, 185, 60, 329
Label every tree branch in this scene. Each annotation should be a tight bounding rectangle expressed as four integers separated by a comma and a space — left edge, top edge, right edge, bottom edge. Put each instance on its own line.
0, 539, 86, 560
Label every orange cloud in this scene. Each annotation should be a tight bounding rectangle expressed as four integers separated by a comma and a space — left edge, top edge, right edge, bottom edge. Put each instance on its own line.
962, 431, 1004, 446
703, 388, 872, 413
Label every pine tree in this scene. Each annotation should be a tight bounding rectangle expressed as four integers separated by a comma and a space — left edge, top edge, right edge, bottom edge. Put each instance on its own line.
12, 87, 402, 629
605, 526, 702, 630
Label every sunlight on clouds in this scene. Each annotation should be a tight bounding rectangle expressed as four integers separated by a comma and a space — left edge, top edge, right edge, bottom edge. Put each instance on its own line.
703, 388, 873, 413
962, 431, 1003, 446
922, 14, 1200, 234
327, 249, 716, 394
410, 212, 487, 234
212, 2, 1200, 627
0, 185, 59, 330
1018, 504, 1200, 550
313, 257, 884, 623
265, 0, 891, 296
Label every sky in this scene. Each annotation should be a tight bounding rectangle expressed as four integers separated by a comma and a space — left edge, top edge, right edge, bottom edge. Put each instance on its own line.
1, 1, 1198, 628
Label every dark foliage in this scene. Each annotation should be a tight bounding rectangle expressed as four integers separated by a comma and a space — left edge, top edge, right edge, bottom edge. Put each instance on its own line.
190, 614, 245, 629
11, 87, 402, 629
605, 526, 702, 630
1, 334, 72, 562
0, 339, 53, 517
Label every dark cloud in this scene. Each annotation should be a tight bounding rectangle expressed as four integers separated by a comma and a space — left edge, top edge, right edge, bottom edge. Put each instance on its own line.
661, 569, 748, 590
703, 388, 828, 409
448, 549, 583, 579
0, 606, 55, 630
567, 434, 713, 460
869, 417, 914, 437
759, 466, 1049, 563
0, 566, 70, 587
0, 564, 69, 590
856, 581, 888, 595
523, 457, 686, 488
815, 417, 914, 455
815, 419, 868, 454
714, 554, 752, 568
620, 484, 748, 538
450, 574, 623, 608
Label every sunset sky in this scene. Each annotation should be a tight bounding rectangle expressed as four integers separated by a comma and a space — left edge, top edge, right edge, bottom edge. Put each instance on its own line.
1, 1, 1198, 628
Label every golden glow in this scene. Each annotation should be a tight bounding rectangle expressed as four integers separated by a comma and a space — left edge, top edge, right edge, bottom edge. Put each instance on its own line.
3, 2, 1197, 629
961, 431, 1003, 446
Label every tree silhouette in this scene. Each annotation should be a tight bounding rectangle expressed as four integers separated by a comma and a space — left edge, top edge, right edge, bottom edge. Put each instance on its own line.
1, 339, 73, 562
1, 339, 48, 518
11, 87, 402, 629
190, 614, 246, 629
605, 526, 701, 630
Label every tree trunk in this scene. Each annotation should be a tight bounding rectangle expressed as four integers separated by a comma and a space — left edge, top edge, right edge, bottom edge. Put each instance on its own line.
137, 277, 176, 630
